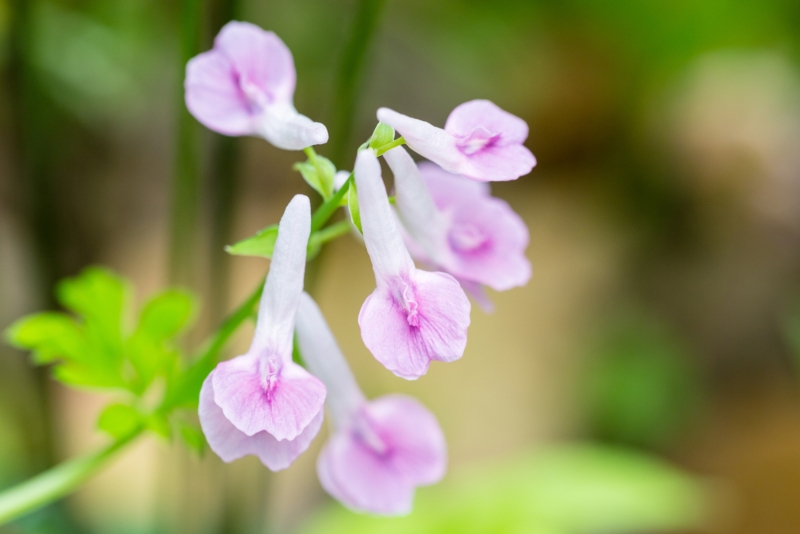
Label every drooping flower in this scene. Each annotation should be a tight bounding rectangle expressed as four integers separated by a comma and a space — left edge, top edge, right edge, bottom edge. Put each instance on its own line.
296, 292, 446, 515
354, 150, 471, 379
199, 195, 326, 471
377, 100, 535, 182
185, 21, 328, 150
384, 147, 531, 310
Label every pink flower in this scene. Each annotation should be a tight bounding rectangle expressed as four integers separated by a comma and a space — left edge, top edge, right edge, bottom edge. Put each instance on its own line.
199, 195, 326, 471
377, 100, 535, 182
354, 150, 471, 379
185, 21, 328, 150
296, 293, 446, 515
384, 147, 531, 310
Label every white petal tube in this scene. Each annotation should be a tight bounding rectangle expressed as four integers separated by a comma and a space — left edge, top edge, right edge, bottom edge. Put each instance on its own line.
250, 195, 310, 358
296, 293, 364, 427
354, 150, 415, 284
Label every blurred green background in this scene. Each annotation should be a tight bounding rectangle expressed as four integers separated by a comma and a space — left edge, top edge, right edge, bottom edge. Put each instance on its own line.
3, 0, 800, 532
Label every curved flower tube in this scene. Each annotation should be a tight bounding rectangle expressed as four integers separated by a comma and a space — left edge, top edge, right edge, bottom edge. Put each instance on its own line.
377, 100, 535, 182
199, 195, 326, 471
384, 147, 531, 309
354, 150, 471, 379
296, 293, 446, 516
185, 21, 328, 150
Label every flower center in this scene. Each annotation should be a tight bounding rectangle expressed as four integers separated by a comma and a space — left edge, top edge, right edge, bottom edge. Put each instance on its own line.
456, 126, 500, 155
449, 223, 488, 252
236, 71, 270, 113
402, 283, 420, 327
353, 412, 389, 456
258, 356, 281, 401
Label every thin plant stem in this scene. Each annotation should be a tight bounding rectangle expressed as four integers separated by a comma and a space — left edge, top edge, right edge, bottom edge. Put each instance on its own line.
169, 0, 205, 286
327, 0, 388, 168
0, 430, 143, 525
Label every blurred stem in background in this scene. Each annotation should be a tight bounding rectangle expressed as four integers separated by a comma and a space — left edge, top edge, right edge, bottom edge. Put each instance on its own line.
327, 0, 388, 169
169, 0, 204, 287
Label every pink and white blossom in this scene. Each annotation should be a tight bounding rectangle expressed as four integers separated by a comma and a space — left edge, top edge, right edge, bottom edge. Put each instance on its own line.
185, 21, 328, 150
384, 147, 531, 310
377, 100, 535, 182
296, 293, 446, 515
354, 150, 471, 380
199, 195, 326, 471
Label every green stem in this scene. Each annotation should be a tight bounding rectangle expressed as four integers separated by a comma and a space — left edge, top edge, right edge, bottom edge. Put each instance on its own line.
327, 0, 388, 167
311, 174, 352, 232
311, 220, 352, 248
374, 136, 406, 156
160, 281, 264, 412
0, 430, 142, 526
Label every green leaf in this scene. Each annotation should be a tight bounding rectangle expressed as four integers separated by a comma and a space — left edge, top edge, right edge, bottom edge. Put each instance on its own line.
53, 362, 127, 389
5, 312, 86, 364
225, 225, 279, 258
147, 413, 172, 440
178, 423, 206, 456
97, 404, 142, 439
55, 267, 126, 373
294, 154, 336, 199
348, 182, 362, 233
138, 290, 195, 340
369, 122, 395, 150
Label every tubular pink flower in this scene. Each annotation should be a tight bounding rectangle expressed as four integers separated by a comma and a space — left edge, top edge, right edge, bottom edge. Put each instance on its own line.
384, 147, 531, 306
354, 150, 471, 380
199, 195, 326, 471
377, 100, 535, 182
296, 293, 446, 516
185, 21, 328, 150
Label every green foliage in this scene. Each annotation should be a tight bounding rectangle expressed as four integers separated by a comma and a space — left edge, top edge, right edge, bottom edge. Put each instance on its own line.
178, 422, 206, 456
5, 267, 197, 440
97, 404, 143, 440
295, 152, 336, 199
369, 122, 395, 150
225, 225, 279, 258
584, 309, 700, 448
300, 444, 706, 534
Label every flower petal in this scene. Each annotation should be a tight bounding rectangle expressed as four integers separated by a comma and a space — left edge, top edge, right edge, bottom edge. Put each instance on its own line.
456, 278, 495, 313
255, 103, 328, 150
459, 143, 536, 183
251, 195, 310, 357
355, 149, 415, 284
384, 147, 450, 265
443, 195, 531, 291
212, 355, 326, 440
358, 270, 470, 379
418, 161, 490, 205
316, 394, 446, 515
296, 293, 364, 426
444, 100, 529, 145
199, 373, 323, 470
185, 50, 254, 136
214, 21, 295, 105
366, 395, 447, 486
376, 108, 464, 172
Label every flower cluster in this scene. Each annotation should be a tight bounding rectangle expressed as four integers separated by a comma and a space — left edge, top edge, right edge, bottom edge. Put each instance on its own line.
188, 21, 534, 515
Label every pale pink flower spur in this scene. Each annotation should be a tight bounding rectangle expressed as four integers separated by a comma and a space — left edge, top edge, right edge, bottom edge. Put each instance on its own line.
377, 100, 535, 182
296, 293, 446, 516
354, 150, 471, 379
185, 21, 328, 150
384, 147, 531, 310
199, 195, 326, 471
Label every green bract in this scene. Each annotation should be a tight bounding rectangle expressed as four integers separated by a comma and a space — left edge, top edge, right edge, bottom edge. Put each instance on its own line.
369, 122, 395, 150
295, 150, 336, 199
